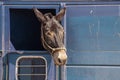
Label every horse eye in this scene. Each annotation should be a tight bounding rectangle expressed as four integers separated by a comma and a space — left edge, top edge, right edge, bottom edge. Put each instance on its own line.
47, 32, 52, 35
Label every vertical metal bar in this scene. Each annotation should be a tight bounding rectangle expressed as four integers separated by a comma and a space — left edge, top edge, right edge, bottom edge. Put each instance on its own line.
0, 57, 3, 80
0, 2, 4, 80
60, 3, 67, 80
31, 59, 34, 80
2, 2, 5, 56
56, 66, 59, 80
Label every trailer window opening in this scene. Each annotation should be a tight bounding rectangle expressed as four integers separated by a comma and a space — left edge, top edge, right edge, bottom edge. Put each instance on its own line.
10, 9, 56, 51
16, 56, 47, 80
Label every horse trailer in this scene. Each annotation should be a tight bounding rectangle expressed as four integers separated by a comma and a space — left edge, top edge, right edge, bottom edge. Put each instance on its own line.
1, 0, 120, 80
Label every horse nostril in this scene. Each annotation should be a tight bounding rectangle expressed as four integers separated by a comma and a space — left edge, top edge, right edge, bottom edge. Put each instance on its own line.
58, 58, 62, 63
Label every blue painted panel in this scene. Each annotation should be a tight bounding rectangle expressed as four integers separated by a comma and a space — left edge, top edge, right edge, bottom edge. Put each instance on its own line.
8, 52, 54, 80
0, 4, 2, 50
3, 5, 59, 80
67, 66, 120, 80
0, 57, 3, 80
66, 5, 120, 65
0, 2, 2, 78
0, 3, 2, 79
67, 5, 120, 51
67, 51, 120, 65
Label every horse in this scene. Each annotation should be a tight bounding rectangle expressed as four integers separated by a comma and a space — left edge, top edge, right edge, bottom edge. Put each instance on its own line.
33, 8, 67, 65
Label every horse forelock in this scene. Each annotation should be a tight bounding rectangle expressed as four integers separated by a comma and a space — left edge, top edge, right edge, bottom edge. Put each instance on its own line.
44, 13, 53, 21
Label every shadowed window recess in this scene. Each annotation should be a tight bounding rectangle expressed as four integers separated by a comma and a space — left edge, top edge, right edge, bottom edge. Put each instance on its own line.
10, 9, 56, 50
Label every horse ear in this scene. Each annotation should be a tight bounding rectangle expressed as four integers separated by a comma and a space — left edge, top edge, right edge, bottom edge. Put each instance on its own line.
33, 8, 46, 22
55, 7, 66, 21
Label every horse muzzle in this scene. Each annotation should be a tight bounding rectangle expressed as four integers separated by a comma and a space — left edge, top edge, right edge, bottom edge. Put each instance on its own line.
52, 50, 67, 66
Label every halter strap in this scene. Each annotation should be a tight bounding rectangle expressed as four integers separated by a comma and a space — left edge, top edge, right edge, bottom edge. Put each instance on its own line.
41, 26, 66, 54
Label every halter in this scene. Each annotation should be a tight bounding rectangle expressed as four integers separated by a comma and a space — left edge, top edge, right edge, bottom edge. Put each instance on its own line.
41, 26, 66, 55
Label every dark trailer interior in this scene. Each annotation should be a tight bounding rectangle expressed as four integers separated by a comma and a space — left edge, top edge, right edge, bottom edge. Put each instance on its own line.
10, 9, 56, 51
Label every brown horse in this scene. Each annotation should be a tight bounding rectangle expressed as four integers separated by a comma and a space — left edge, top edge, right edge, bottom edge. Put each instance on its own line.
33, 8, 67, 65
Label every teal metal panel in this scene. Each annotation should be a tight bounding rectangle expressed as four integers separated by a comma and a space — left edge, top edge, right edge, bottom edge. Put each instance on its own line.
5, 0, 120, 1
67, 66, 120, 80
66, 5, 120, 65
3, 4, 60, 80
0, 2, 2, 80
66, 5, 120, 80
67, 52, 120, 65
0, 3, 2, 50
7, 52, 52, 80
0, 57, 2, 80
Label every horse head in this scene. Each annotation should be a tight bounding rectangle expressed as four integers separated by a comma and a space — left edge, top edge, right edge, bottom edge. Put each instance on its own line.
33, 8, 67, 65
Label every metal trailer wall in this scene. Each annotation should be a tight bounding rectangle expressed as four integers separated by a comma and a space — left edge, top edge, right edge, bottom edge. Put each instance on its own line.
3, 0, 120, 1
0, 2, 3, 80
1, 2, 59, 80
1, 1, 120, 80
66, 5, 120, 80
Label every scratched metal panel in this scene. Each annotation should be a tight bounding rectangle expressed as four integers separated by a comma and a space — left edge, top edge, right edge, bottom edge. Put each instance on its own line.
0, 4, 2, 50
6, 0, 120, 1
8, 52, 53, 80
66, 5, 120, 65
0, 2, 2, 80
67, 51, 120, 65
66, 66, 120, 80
0, 57, 3, 80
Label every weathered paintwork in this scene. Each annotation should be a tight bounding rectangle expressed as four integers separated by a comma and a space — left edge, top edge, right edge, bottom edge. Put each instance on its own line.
2, 4, 59, 80
1, 1, 120, 80
66, 5, 120, 80
0, 2, 2, 50
0, 2, 3, 80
